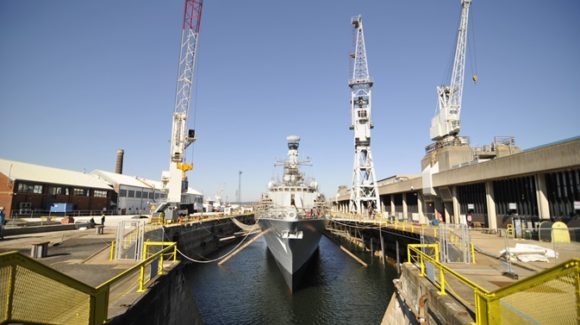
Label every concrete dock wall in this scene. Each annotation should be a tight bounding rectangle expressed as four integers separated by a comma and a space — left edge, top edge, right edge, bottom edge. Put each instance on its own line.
109, 215, 255, 324
108, 263, 203, 325
163, 215, 255, 258
384, 264, 473, 325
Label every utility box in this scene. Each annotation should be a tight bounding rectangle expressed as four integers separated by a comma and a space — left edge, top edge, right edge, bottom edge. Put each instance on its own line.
31, 242, 49, 258
50, 203, 74, 213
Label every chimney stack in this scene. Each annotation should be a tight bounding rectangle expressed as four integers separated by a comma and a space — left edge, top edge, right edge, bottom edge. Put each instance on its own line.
115, 149, 124, 174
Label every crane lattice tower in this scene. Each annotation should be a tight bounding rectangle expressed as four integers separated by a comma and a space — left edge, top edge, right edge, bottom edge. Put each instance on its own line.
348, 16, 381, 216
166, 0, 203, 204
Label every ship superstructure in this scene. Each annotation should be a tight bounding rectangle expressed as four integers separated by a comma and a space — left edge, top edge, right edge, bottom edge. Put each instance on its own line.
257, 135, 326, 291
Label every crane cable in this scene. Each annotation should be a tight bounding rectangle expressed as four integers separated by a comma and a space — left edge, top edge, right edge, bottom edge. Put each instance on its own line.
468, 9, 479, 84
160, 214, 264, 264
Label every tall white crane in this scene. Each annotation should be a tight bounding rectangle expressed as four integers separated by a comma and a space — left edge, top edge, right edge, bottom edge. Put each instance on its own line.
162, 0, 204, 215
349, 16, 381, 216
430, 0, 472, 141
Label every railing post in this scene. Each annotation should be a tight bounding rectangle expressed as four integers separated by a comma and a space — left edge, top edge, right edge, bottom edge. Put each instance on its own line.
486, 297, 501, 325
438, 265, 446, 296
173, 244, 177, 262
435, 245, 440, 263
143, 243, 148, 261
91, 287, 109, 325
137, 265, 145, 292
109, 241, 115, 261
407, 245, 412, 264
576, 261, 580, 324
471, 242, 476, 264
5, 265, 17, 322
419, 254, 425, 276
474, 291, 489, 325
158, 253, 164, 275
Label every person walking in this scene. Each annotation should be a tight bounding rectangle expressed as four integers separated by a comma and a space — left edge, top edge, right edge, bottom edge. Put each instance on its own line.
0, 207, 5, 239
101, 214, 105, 226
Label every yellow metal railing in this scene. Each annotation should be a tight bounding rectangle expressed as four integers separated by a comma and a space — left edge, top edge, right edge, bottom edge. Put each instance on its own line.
0, 252, 99, 324
0, 242, 178, 325
407, 244, 580, 324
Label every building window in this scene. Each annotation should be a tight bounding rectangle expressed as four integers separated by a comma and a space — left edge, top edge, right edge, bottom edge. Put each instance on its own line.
94, 190, 107, 198
546, 169, 580, 219
136, 191, 142, 198
49, 186, 64, 195
148, 192, 154, 199
155, 193, 160, 199
128, 190, 135, 198
73, 188, 86, 196
119, 189, 127, 197
17, 183, 43, 194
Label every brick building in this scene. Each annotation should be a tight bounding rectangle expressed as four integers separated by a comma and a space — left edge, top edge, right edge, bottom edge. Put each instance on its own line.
0, 159, 115, 218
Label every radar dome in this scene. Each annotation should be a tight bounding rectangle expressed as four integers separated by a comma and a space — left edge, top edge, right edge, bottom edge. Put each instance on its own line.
287, 135, 300, 150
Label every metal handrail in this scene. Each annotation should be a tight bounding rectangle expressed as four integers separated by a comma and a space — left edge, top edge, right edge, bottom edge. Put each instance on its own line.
406, 244, 580, 324
97, 242, 177, 290
0, 242, 178, 325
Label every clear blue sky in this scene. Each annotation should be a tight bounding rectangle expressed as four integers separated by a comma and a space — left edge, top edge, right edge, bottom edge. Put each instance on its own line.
1, 0, 579, 202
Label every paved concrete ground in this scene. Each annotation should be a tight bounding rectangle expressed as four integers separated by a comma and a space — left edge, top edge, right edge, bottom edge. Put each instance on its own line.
0, 225, 125, 286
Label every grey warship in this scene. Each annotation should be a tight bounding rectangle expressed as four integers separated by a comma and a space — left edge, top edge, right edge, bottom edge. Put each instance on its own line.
257, 135, 326, 292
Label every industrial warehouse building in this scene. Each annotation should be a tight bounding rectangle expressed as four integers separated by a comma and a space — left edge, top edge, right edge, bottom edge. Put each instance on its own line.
92, 170, 167, 215
335, 137, 580, 231
0, 159, 115, 218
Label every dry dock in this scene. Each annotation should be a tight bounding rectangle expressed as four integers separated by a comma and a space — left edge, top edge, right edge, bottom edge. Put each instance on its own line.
0, 213, 253, 324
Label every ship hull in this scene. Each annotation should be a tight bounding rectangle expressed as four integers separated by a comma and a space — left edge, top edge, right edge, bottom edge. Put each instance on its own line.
258, 217, 325, 291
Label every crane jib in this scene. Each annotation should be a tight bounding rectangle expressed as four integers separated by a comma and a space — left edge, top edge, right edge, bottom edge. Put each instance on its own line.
183, 0, 203, 32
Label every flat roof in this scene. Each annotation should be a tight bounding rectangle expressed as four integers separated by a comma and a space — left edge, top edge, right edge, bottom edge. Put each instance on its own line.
0, 158, 112, 190
92, 169, 157, 189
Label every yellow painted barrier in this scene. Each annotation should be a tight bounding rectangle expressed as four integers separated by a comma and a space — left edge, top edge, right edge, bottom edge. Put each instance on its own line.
109, 240, 115, 261
0, 242, 178, 325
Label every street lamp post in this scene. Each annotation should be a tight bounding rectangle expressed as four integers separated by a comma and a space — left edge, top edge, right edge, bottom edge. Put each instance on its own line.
238, 171, 242, 207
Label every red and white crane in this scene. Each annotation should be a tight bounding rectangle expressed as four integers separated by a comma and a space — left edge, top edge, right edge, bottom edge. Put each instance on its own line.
161, 0, 203, 217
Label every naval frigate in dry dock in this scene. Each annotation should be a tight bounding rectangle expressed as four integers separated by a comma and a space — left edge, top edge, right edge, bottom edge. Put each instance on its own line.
257, 135, 327, 292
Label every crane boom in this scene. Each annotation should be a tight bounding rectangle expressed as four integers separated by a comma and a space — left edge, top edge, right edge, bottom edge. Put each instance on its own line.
166, 0, 203, 205
430, 0, 472, 141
